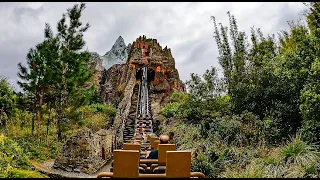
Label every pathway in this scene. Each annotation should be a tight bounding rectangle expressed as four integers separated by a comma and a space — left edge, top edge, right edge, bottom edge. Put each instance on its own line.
32, 159, 112, 178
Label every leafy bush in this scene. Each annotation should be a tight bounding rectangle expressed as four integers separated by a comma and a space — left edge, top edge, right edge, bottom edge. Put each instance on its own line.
200, 111, 261, 146
13, 135, 61, 162
0, 135, 31, 171
280, 133, 320, 171
191, 152, 215, 177
0, 135, 46, 178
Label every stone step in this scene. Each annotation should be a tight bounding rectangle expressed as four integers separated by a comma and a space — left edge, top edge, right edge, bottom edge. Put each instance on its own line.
124, 131, 134, 134
124, 129, 133, 132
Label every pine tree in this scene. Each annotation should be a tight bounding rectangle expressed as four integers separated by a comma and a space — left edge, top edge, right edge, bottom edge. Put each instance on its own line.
18, 43, 47, 135
17, 23, 60, 135
53, 2, 91, 140
17, 3, 92, 140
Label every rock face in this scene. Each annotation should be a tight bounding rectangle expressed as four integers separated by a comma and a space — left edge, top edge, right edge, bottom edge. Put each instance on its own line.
101, 36, 131, 71
127, 36, 186, 124
99, 35, 186, 148
100, 64, 131, 107
100, 35, 185, 105
88, 52, 105, 92
53, 128, 114, 174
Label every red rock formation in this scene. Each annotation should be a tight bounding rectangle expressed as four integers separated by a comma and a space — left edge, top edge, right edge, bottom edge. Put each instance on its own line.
94, 36, 186, 145
129, 37, 185, 97
98, 36, 185, 107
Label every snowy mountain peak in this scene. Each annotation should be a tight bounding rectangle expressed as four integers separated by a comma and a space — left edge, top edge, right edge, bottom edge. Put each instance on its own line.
101, 36, 129, 70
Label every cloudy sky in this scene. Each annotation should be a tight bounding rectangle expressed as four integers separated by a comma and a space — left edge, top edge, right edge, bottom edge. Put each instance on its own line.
0, 2, 307, 91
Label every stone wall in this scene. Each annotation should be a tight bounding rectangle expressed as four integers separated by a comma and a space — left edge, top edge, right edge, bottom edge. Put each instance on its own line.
112, 68, 136, 148
53, 127, 114, 174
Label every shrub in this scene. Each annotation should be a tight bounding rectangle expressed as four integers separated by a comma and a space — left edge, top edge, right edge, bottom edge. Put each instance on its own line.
280, 133, 320, 170
191, 152, 215, 178
0, 135, 31, 171
201, 111, 261, 147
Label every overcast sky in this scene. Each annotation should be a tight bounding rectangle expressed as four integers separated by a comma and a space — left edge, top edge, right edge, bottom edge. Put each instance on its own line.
0, 2, 307, 91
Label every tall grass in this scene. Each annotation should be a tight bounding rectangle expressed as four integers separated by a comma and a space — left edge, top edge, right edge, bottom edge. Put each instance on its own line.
159, 117, 320, 178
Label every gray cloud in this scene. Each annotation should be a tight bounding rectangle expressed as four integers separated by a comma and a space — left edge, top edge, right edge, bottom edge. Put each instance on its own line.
0, 2, 307, 91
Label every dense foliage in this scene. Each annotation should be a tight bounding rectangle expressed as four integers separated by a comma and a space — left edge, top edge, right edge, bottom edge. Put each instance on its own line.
160, 2, 320, 178
0, 3, 117, 177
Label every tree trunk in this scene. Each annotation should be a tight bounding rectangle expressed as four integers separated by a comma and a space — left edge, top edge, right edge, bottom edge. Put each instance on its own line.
38, 89, 44, 128
20, 111, 23, 129
57, 65, 68, 141
32, 92, 37, 136
46, 102, 51, 138
57, 91, 63, 141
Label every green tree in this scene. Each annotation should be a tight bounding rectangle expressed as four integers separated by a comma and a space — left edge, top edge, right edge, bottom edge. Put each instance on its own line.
17, 24, 59, 135
53, 2, 92, 140
300, 58, 320, 142
0, 77, 17, 127
305, 2, 320, 36
17, 3, 93, 140
299, 2, 320, 142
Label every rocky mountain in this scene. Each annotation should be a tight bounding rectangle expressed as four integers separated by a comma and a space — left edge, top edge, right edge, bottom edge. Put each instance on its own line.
99, 35, 186, 148
101, 36, 131, 71
89, 35, 186, 146
89, 36, 131, 93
